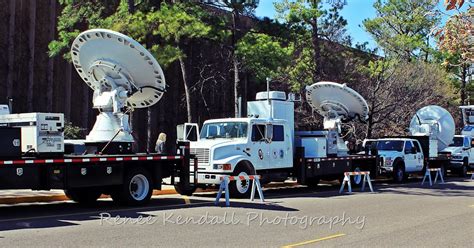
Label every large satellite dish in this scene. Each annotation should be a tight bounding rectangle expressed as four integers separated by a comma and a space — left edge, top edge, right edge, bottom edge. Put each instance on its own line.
306, 82, 369, 122
70, 29, 166, 151
409, 105, 455, 151
71, 29, 166, 108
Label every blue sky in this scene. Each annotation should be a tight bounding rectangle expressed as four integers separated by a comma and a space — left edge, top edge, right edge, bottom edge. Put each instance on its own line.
255, 0, 464, 51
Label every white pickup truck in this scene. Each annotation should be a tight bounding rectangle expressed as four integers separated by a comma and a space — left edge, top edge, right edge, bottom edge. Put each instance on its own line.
441, 135, 474, 177
377, 138, 425, 182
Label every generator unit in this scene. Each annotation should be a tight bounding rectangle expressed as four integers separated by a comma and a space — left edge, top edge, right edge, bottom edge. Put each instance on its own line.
0, 113, 64, 155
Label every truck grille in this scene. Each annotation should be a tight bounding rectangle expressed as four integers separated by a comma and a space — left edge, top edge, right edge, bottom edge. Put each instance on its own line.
190, 148, 210, 164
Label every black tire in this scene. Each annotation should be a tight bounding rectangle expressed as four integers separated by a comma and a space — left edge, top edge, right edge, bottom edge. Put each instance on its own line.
111, 167, 153, 206
393, 162, 405, 183
460, 159, 469, 177
174, 183, 197, 196
305, 177, 321, 188
440, 164, 447, 178
65, 188, 102, 206
229, 163, 254, 198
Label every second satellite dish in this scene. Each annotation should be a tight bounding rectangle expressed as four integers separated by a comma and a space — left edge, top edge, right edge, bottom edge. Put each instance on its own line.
306, 81, 369, 122
409, 105, 455, 152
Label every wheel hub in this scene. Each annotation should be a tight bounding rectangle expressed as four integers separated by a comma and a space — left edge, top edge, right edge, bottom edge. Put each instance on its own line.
129, 174, 149, 201
236, 172, 250, 194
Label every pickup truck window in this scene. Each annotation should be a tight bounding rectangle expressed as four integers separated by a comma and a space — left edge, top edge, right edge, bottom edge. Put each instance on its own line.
273, 125, 284, 142
414, 141, 422, 153
404, 141, 414, 154
200, 122, 248, 140
376, 140, 404, 152
449, 136, 464, 147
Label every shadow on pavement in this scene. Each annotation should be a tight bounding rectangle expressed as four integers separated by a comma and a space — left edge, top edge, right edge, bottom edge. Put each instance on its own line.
0, 194, 298, 232
0, 177, 471, 233
193, 176, 474, 199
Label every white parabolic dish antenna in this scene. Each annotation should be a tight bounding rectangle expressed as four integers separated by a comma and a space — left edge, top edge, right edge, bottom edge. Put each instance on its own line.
409, 105, 455, 151
71, 29, 166, 145
306, 82, 369, 123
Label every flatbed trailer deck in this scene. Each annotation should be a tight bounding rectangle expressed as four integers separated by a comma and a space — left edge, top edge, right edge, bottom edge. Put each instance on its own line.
294, 147, 380, 184
0, 142, 196, 205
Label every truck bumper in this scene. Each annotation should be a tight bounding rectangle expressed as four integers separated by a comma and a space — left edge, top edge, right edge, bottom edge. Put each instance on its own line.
448, 160, 464, 169
448, 160, 474, 169
197, 172, 230, 185
379, 166, 393, 175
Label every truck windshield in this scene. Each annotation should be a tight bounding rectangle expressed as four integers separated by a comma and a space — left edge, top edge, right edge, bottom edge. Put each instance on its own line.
449, 137, 463, 147
376, 140, 404, 152
200, 122, 248, 140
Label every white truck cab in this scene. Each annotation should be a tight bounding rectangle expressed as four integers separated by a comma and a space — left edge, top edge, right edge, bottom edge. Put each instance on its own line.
179, 82, 378, 197
188, 91, 295, 197
442, 135, 474, 176
377, 138, 424, 182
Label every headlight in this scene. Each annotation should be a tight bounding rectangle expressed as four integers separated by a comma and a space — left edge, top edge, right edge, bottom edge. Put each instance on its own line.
384, 157, 393, 166
452, 154, 463, 159
213, 164, 232, 171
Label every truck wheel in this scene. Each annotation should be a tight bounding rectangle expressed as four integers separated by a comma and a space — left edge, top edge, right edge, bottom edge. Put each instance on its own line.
460, 159, 468, 177
112, 167, 153, 206
65, 188, 101, 206
305, 177, 320, 188
229, 163, 254, 198
174, 183, 197, 196
393, 163, 405, 183
440, 164, 447, 178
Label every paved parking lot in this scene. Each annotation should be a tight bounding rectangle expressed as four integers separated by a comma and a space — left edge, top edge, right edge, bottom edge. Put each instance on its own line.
0, 177, 473, 247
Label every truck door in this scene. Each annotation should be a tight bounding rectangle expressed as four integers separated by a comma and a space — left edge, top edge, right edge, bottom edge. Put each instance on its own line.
177, 123, 199, 141
250, 124, 270, 170
270, 124, 292, 168
466, 137, 473, 164
404, 141, 418, 172
413, 141, 424, 170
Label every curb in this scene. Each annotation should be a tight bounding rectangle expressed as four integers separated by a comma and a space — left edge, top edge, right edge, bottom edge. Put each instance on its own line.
0, 188, 179, 205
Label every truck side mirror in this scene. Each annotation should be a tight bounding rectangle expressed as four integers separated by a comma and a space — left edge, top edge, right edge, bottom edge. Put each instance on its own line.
411, 147, 417, 154
265, 124, 273, 143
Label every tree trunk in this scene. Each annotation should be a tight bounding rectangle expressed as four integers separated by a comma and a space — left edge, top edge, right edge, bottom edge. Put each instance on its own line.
460, 65, 468, 105
128, 0, 134, 13
46, 0, 56, 112
64, 62, 72, 121
311, 1, 321, 83
26, 0, 36, 112
233, 55, 240, 118
82, 85, 89, 129
366, 113, 373, 138
232, 10, 240, 118
6, 0, 16, 101
179, 56, 192, 123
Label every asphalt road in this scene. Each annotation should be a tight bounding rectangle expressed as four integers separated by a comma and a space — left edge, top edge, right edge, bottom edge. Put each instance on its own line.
0, 177, 473, 247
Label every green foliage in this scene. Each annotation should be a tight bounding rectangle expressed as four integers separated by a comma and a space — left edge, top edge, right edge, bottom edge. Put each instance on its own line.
149, 3, 212, 44
360, 59, 395, 78
274, 0, 324, 28
285, 45, 315, 91
64, 122, 84, 139
49, 0, 117, 60
363, 0, 440, 61
236, 32, 293, 82
274, 0, 352, 90
50, 1, 218, 68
